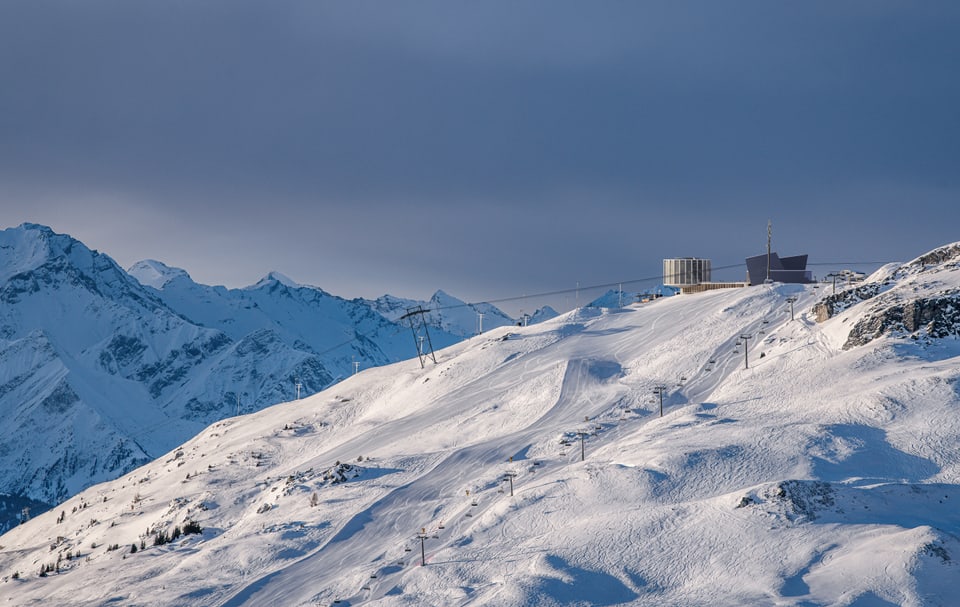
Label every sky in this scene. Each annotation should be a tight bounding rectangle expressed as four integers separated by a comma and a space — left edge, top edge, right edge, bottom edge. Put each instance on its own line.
1, 1, 958, 314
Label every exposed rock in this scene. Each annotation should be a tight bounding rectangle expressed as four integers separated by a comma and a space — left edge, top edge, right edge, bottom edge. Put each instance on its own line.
843, 292, 960, 349
907, 243, 960, 270
813, 283, 882, 322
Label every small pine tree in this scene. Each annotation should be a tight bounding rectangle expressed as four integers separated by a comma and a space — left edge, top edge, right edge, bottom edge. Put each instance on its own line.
130, 543, 138, 554
182, 520, 202, 535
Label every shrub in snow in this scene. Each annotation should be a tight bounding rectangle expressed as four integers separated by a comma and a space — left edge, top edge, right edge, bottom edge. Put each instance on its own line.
153, 530, 169, 546
182, 520, 202, 535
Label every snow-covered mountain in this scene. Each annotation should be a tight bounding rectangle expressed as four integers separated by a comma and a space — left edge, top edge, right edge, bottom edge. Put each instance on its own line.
4, 241, 960, 606
362, 290, 517, 337
125, 260, 460, 379
0, 224, 470, 531
586, 285, 679, 308
362, 290, 556, 336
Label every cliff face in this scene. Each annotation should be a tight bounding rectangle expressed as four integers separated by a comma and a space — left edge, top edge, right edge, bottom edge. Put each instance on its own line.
843, 292, 960, 349
813, 243, 960, 350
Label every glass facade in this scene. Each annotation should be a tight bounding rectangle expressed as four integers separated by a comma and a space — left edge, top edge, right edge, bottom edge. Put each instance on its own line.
663, 258, 711, 287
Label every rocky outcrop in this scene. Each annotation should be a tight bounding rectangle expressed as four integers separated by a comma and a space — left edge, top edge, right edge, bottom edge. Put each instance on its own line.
813, 242, 960, 349
813, 284, 882, 323
906, 243, 960, 270
843, 292, 960, 349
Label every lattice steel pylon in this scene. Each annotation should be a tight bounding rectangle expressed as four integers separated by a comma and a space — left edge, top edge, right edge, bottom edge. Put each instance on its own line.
398, 305, 438, 368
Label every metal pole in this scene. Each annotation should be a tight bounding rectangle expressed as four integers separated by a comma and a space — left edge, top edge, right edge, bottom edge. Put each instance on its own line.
654, 386, 666, 417
766, 220, 772, 282
741, 334, 752, 369
504, 472, 517, 496
418, 529, 428, 566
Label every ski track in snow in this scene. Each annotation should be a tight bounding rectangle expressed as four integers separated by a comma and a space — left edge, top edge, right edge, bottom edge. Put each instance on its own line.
4, 257, 960, 606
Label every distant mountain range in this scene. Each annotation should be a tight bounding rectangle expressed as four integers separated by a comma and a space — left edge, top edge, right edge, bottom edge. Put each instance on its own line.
0, 223, 550, 530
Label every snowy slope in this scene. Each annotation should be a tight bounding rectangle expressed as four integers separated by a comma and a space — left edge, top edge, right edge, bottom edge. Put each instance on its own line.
4, 243, 960, 606
0, 225, 456, 530
587, 286, 679, 308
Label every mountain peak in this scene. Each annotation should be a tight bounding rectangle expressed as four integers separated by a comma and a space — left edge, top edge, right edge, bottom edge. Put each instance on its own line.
128, 259, 191, 289
250, 271, 302, 290
16, 222, 55, 234
0, 223, 85, 284
430, 289, 462, 304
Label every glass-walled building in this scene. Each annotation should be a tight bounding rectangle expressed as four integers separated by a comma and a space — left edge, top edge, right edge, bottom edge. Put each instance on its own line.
663, 258, 711, 287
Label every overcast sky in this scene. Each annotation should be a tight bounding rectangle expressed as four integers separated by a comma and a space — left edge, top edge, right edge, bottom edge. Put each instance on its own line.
2, 1, 958, 313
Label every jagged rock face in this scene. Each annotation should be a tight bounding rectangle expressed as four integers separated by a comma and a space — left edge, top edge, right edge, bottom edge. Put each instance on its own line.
907, 243, 960, 269
844, 293, 960, 349
813, 284, 882, 323
813, 243, 960, 350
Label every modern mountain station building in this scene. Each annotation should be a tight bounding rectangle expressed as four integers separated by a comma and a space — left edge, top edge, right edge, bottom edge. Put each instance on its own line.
663, 258, 711, 288
663, 252, 813, 295
745, 252, 813, 285
663, 257, 748, 294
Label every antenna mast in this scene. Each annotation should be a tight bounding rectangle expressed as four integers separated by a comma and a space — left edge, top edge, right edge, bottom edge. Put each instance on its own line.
766, 220, 772, 283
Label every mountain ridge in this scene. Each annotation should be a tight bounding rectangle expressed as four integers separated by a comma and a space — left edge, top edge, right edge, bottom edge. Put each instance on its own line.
3, 239, 960, 605
0, 223, 516, 530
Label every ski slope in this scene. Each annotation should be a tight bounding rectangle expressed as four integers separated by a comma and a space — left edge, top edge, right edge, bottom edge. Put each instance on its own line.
3, 251, 960, 606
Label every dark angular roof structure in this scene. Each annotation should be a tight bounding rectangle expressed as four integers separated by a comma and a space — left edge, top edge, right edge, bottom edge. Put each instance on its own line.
746, 252, 813, 285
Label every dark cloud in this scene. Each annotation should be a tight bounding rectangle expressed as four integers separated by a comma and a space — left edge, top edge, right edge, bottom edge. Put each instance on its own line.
1, 1, 958, 310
